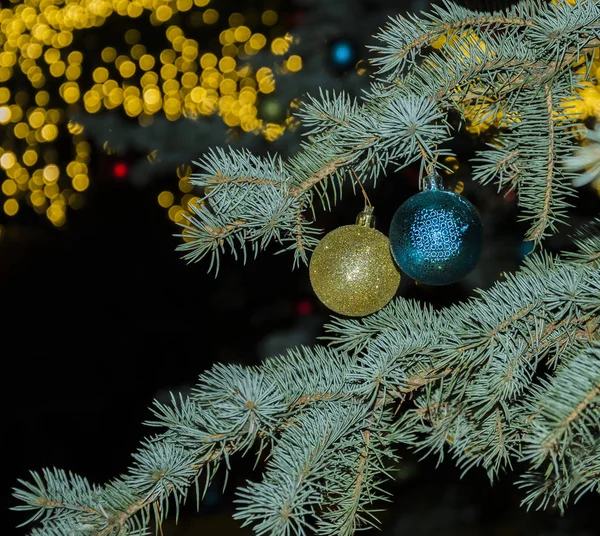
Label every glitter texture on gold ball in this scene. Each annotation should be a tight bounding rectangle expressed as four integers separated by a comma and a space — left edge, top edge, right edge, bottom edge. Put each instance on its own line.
309, 209, 401, 317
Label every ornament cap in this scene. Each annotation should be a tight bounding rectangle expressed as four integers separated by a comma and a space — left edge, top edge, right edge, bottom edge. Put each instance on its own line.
355, 206, 376, 228
424, 170, 444, 191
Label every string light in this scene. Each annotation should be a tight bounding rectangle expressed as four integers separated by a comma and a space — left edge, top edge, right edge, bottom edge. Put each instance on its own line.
0, 0, 303, 228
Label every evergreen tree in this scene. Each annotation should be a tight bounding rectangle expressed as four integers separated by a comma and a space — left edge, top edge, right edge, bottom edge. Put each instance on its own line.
13, 1, 600, 535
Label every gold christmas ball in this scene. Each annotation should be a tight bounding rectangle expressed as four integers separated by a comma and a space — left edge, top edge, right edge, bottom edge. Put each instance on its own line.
309, 213, 401, 317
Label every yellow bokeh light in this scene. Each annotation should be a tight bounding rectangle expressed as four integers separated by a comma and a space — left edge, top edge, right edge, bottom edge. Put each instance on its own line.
220, 78, 237, 95
159, 49, 175, 65
0, 0, 303, 226
156, 5, 173, 22
164, 97, 181, 114
0, 106, 12, 123
46, 109, 61, 124
168, 204, 185, 222
219, 56, 236, 73
119, 61, 136, 78
23, 149, 38, 166
124, 96, 143, 116
30, 190, 46, 207
158, 190, 175, 208
127, 2, 144, 17
139, 54, 156, 71
63, 85, 80, 104
161, 63, 177, 80
101, 47, 117, 63
93, 67, 109, 83
109, 87, 124, 106
47, 204, 65, 226
28, 109, 45, 128
271, 37, 291, 55
49, 61, 66, 77
140, 71, 158, 87
179, 47, 194, 63
3, 198, 19, 216
262, 10, 278, 26
2, 179, 17, 196
166, 25, 183, 42
181, 72, 198, 88
14, 122, 29, 139
234, 26, 251, 43
58, 32, 73, 47
177, 0, 194, 11
256, 67, 272, 81
190, 86, 206, 103
35, 90, 50, 106
43, 164, 60, 182
203, 9, 219, 24
144, 87, 161, 105
178, 179, 193, 193
131, 44, 146, 60
44, 48, 60, 64
125, 29, 141, 45
44, 183, 60, 199
41, 124, 58, 141
72, 174, 90, 192
200, 53, 218, 69
220, 29, 235, 45
68, 51, 83, 65
287, 55, 303, 72
65, 64, 81, 80
229, 12, 245, 27
250, 34, 267, 51
0, 153, 16, 169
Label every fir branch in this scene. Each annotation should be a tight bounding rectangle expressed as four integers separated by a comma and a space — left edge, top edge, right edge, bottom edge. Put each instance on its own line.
369, 0, 536, 78
517, 345, 600, 512
177, 1, 600, 270
525, 85, 557, 242
288, 156, 350, 197
13, 254, 600, 534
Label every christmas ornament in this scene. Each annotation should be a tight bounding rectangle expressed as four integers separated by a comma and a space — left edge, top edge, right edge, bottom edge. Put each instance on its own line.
309, 207, 400, 317
389, 172, 483, 285
329, 38, 358, 72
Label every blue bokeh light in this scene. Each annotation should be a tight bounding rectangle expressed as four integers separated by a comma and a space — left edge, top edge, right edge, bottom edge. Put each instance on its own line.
330, 40, 356, 69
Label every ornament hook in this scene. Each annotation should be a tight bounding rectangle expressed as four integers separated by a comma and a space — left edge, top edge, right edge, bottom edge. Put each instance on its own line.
355, 205, 376, 228
350, 167, 372, 209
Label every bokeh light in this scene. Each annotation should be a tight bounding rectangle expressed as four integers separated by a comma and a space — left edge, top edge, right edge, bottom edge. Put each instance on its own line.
0, 0, 303, 229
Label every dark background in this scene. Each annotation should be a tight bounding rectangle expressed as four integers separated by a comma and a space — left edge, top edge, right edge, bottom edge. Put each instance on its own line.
2, 0, 599, 534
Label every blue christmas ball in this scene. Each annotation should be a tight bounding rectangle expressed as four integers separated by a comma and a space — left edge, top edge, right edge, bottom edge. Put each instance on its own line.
389, 189, 483, 285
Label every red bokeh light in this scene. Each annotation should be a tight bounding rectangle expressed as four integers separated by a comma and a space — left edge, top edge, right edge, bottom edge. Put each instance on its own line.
113, 162, 129, 179
296, 298, 313, 316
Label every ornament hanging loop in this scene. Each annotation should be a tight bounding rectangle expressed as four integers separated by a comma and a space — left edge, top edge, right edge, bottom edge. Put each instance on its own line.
350, 168, 376, 228
418, 142, 440, 190
350, 167, 372, 209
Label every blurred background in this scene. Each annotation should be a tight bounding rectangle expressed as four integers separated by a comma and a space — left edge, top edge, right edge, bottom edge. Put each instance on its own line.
1, 0, 599, 533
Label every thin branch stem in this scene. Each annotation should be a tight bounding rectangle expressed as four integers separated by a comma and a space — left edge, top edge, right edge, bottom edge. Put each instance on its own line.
526, 85, 556, 242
